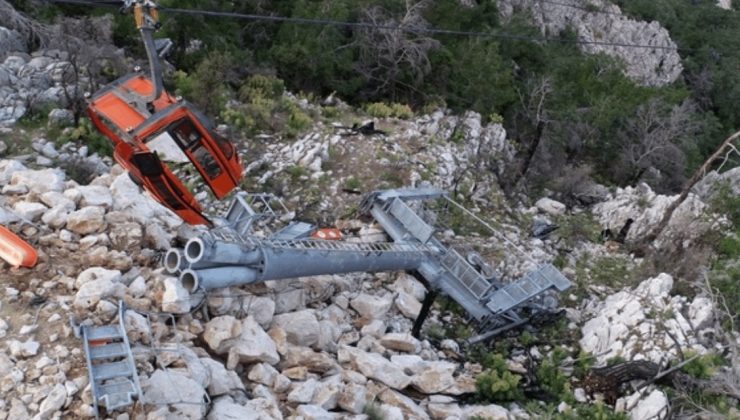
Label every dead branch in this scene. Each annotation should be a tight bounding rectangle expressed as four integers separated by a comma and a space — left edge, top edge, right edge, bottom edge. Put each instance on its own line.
641, 130, 740, 246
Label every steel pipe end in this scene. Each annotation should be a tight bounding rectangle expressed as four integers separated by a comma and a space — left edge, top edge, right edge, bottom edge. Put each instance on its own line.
184, 237, 206, 264
164, 249, 184, 274
180, 269, 199, 293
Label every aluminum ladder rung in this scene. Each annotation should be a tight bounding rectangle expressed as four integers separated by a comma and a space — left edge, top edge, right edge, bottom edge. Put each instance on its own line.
92, 360, 133, 381
89, 342, 128, 360
85, 325, 123, 341
98, 379, 137, 409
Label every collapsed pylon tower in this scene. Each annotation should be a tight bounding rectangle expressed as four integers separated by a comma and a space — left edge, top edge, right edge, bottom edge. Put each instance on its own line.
165, 187, 571, 343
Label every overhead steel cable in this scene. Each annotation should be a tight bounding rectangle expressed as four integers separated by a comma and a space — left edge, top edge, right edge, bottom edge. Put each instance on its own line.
46, 0, 687, 51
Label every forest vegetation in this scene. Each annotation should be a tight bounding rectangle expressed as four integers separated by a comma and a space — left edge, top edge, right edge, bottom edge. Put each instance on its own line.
14, 0, 740, 198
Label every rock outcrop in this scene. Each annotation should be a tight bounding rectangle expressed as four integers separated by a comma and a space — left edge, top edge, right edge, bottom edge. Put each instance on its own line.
580, 274, 715, 366
498, 0, 683, 86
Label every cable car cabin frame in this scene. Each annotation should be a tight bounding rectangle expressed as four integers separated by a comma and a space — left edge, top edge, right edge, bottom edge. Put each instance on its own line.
87, 73, 242, 226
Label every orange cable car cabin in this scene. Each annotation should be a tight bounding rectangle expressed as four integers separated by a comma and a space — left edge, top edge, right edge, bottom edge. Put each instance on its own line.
87, 73, 242, 225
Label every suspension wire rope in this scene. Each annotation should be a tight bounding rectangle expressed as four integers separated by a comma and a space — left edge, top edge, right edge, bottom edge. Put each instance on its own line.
46, 0, 687, 51
442, 196, 539, 264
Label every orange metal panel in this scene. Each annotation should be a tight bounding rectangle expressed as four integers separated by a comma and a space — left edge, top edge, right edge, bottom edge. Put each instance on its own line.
0, 226, 38, 268
122, 74, 157, 97
91, 93, 147, 133
311, 228, 343, 240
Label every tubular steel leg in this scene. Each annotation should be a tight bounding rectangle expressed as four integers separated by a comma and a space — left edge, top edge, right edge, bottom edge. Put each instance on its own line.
412, 289, 437, 339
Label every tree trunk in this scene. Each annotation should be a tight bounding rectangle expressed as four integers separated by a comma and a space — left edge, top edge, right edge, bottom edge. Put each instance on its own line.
641, 130, 740, 246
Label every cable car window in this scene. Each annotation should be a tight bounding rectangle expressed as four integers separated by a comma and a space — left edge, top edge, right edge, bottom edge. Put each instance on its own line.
144, 131, 189, 163
213, 132, 234, 160
170, 120, 201, 150
168, 119, 222, 180
192, 144, 222, 180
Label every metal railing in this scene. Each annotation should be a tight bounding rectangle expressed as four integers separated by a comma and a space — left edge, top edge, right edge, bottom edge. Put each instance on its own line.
439, 248, 493, 299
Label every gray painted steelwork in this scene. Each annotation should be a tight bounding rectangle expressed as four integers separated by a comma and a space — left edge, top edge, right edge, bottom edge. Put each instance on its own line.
80, 301, 142, 418
164, 187, 572, 341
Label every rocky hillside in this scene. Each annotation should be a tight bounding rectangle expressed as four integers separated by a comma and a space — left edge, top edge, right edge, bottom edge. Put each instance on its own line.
2, 100, 739, 419
1, 4, 739, 420
497, 0, 682, 87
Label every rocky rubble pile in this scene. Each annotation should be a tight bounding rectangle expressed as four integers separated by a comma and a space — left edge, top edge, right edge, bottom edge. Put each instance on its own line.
580, 274, 716, 365
575, 274, 720, 419
0, 157, 523, 419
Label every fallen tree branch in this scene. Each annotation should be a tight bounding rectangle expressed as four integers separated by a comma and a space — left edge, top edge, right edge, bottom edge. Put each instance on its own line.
641, 130, 740, 246
583, 356, 740, 404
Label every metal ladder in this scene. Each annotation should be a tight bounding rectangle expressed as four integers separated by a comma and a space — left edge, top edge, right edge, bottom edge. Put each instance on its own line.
81, 301, 142, 418
484, 264, 571, 314
438, 248, 495, 300
387, 198, 435, 243
265, 237, 433, 254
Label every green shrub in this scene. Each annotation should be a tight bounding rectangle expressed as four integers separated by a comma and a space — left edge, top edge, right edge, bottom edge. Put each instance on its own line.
172, 51, 233, 115
559, 402, 628, 420
578, 255, 635, 289
555, 212, 602, 246
172, 69, 194, 98
475, 353, 524, 402
537, 346, 571, 400
286, 107, 313, 137
220, 107, 250, 130
364, 102, 413, 119
390, 103, 414, 119
520, 330, 536, 346
59, 117, 113, 157
322, 106, 340, 118
363, 402, 383, 420
679, 352, 724, 380
380, 170, 404, 187
717, 235, 740, 260
239, 74, 285, 102
286, 165, 308, 180
345, 177, 361, 190
573, 351, 596, 379
606, 355, 626, 366
488, 113, 504, 124
365, 102, 394, 118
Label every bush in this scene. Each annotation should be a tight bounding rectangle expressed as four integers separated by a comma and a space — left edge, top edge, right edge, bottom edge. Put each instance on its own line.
286, 165, 308, 180
59, 117, 113, 157
238, 74, 285, 102
286, 106, 313, 137
679, 352, 724, 380
171, 50, 234, 116
345, 177, 361, 190
475, 353, 524, 402
536, 347, 570, 400
365, 102, 394, 118
363, 402, 383, 420
578, 255, 635, 289
390, 103, 414, 119
364, 102, 414, 119
555, 212, 602, 247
